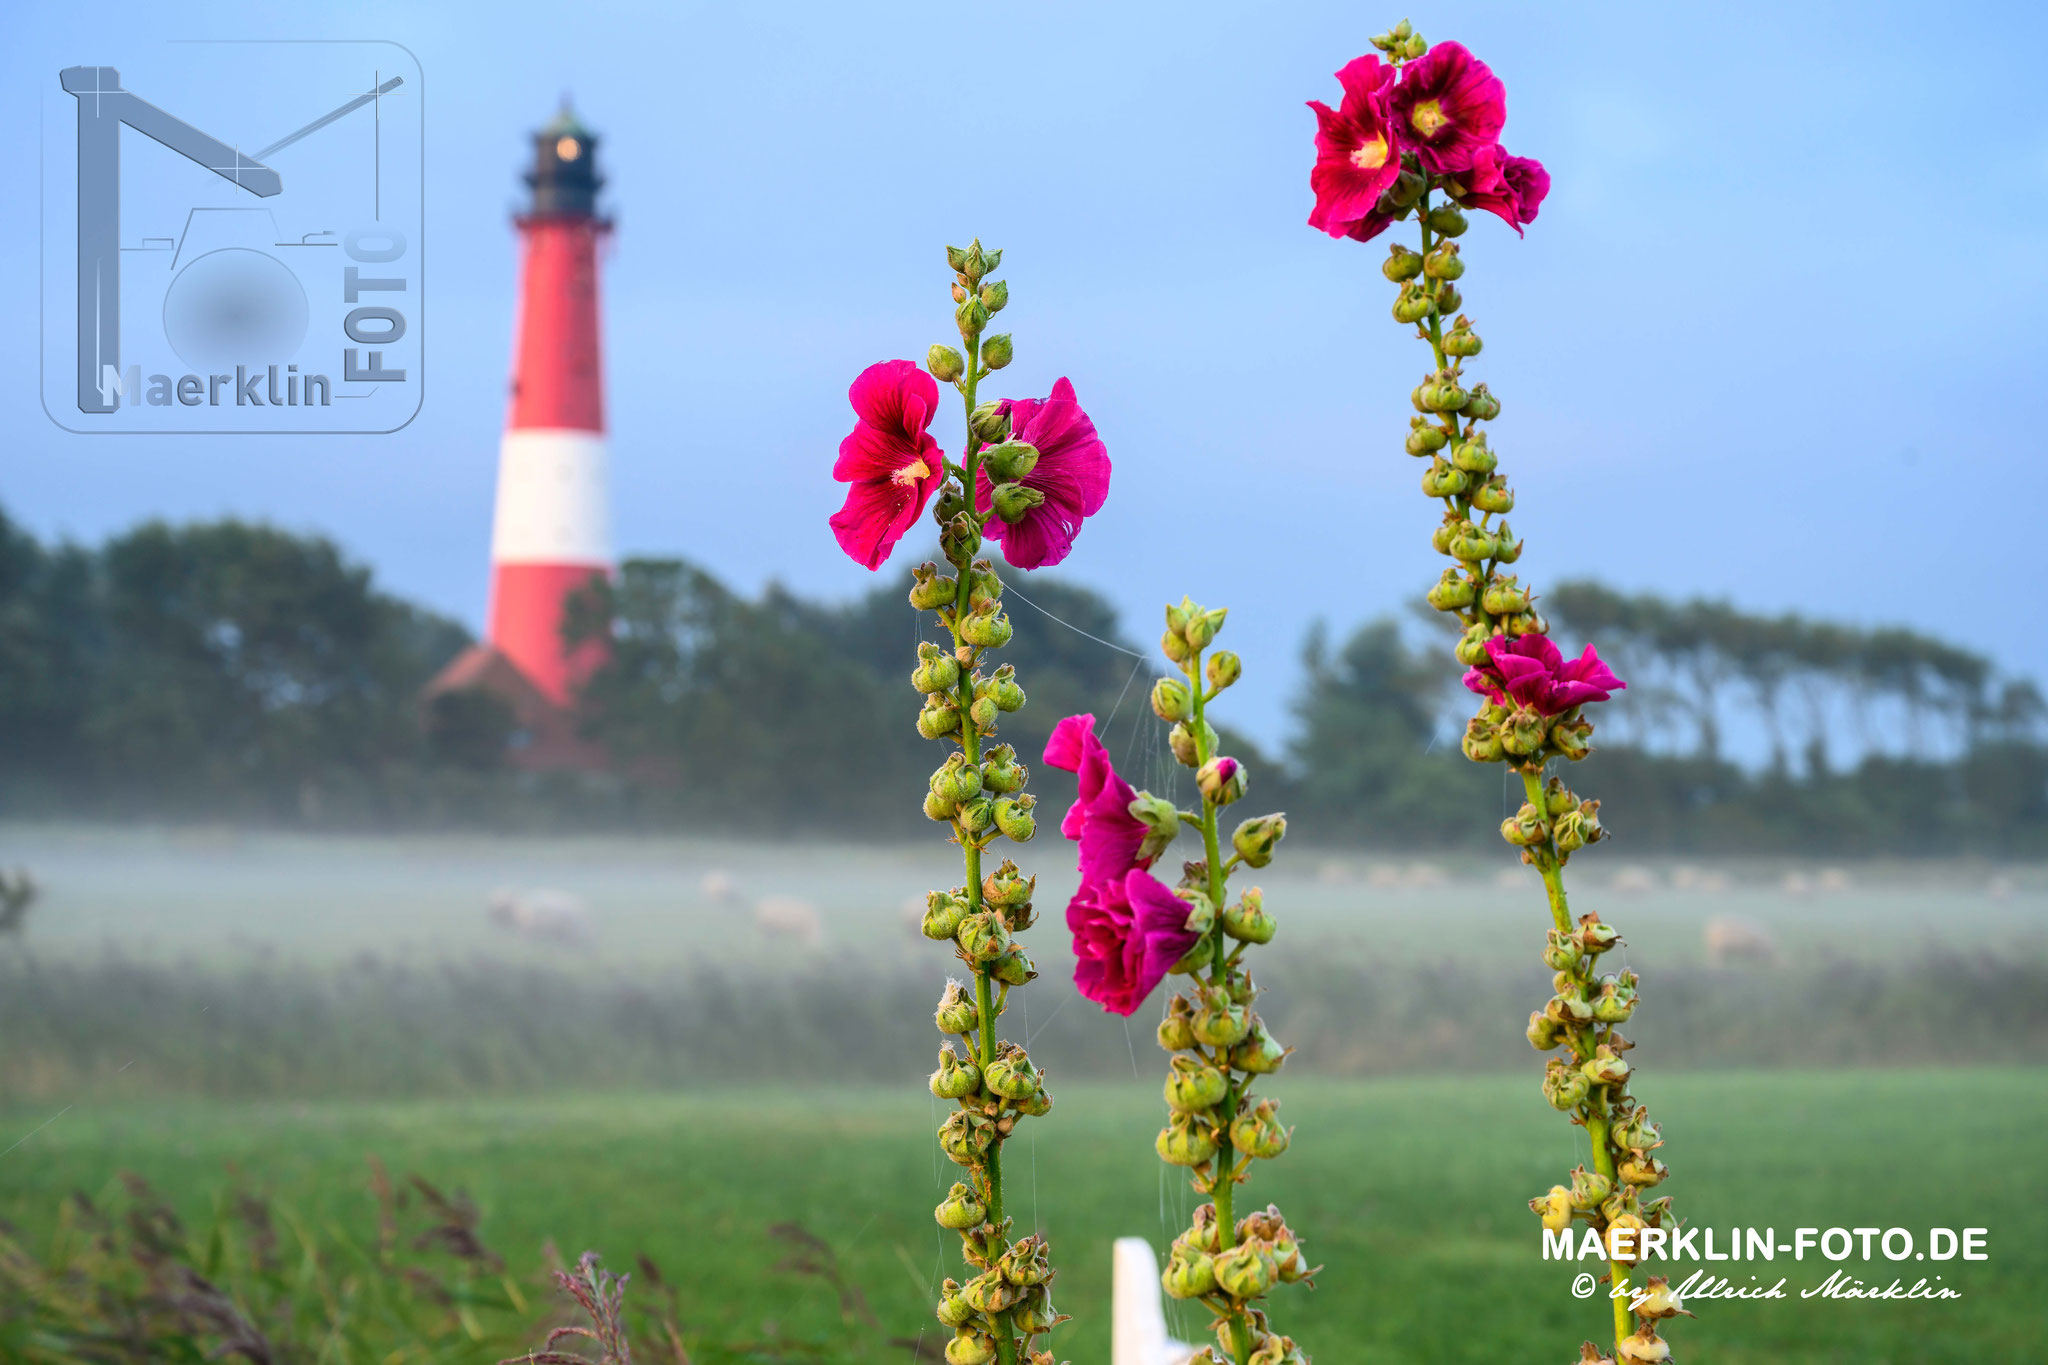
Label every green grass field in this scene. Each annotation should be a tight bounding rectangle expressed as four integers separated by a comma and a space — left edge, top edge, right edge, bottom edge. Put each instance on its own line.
4, 1069, 2041, 1364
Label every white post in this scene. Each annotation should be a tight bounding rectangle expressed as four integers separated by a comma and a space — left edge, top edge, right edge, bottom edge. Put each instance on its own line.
1112, 1237, 1198, 1365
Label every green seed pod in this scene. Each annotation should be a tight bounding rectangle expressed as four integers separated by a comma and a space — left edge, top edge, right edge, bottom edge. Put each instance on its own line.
1151, 676, 1193, 722
1425, 202, 1468, 237
1425, 569, 1475, 612
930, 1045, 982, 1101
956, 796, 996, 835
923, 789, 958, 823
1552, 714, 1592, 760
983, 1043, 1041, 1101
1620, 1154, 1669, 1187
988, 946, 1036, 986
985, 663, 1026, 712
1230, 1015, 1290, 1073
960, 1268, 1015, 1315
928, 344, 966, 383
989, 482, 1044, 525
1222, 886, 1277, 943
1422, 370, 1469, 412
1191, 985, 1250, 1047
1431, 517, 1461, 556
935, 1181, 987, 1229
1161, 1241, 1218, 1299
1157, 994, 1197, 1051
1593, 972, 1637, 1024
1164, 1054, 1229, 1113
960, 608, 1013, 648
1543, 1057, 1591, 1110
1421, 457, 1469, 498
1405, 416, 1449, 455
1542, 927, 1581, 971
1545, 989, 1595, 1027
969, 399, 1010, 445
935, 1278, 974, 1328
1577, 916, 1621, 955
1392, 282, 1436, 324
934, 752, 983, 804
1450, 523, 1499, 563
1462, 712, 1508, 763
1530, 1184, 1574, 1233
1450, 432, 1496, 473
981, 440, 1038, 484
1382, 242, 1426, 282
1009, 1283, 1063, 1333
1169, 932, 1215, 975
1481, 575, 1530, 615
1012, 1085, 1053, 1118
1502, 705, 1549, 757
1463, 382, 1501, 421
993, 795, 1037, 843
1581, 1044, 1631, 1087
1440, 314, 1482, 357
1616, 1108, 1663, 1152
978, 746, 1025, 796
939, 512, 980, 564
917, 695, 962, 740
1231, 815, 1286, 869
1435, 281, 1463, 314
1185, 1203, 1222, 1252
1422, 242, 1464, 280
1570, 1165, 1614, 1209
981, 858, 1034, 908
954, 910, 1011, 963
935, 980, 980, 1035
938, 1110, 995, 1166
1155, 1113, 1219, 1167
1229, 1097, 1290, 1160
922, 889, 968, 941
909, 562, 958, 611
912, 641, 962, 694
1211, 1239, 1277, 1300
1472, 476, 1515, 515
1526, 1009, 1562, 1051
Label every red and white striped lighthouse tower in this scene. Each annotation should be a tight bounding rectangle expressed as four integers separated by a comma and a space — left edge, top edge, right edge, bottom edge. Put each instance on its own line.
486, 103, 612, 706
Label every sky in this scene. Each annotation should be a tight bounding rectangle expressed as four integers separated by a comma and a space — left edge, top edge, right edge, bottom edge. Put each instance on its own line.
4, 0, 2045, 748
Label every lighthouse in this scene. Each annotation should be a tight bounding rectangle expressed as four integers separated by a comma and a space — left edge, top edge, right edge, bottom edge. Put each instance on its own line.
422, 103, 613, 771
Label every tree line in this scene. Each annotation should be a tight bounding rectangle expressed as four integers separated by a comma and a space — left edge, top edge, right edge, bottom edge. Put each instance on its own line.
3, 506, 2043, 851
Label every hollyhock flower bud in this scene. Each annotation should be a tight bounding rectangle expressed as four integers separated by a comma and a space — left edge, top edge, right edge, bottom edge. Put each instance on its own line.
1232, 814, 1287, 868
913, 641, 962, 694
1386, 166, 1427, 209
946, 1330, 996, 1365
1570, 1166, 1614, 1209
1165, 1054, 1229, 1113
1392, 282, 1436, 324
946, 244, 973, 276
939, 1110, 996, 1166
980, 279, 1009, 312
1617, 1329, 1672, 1364
1400, 31, 1428, 59
1197, 756, 1248, 806
1527, 1009, 1561, 1050
936, 1181, 987, 1229
936, 1278, 974, 1328
1207, 650, 1242, 691
969, 401, 1010, 445
1531, 1184, 1574, 1232
1156, 1112, 1219, 1166
1170, 719, 1218, 767
1405, 416, 1449, 455
1162, 1241, 1218, 1299
1425, 202, 1469, 237
994, 795, 1037, 842
1212, 1240, 1278, 1300
1160, 628, 1192, 664
1577, 915, 1621, 955
1423, 242, 1464, 280
980, 440, 1039, 484
1472, 475, 1515, 514
1382, 243, 1425, 281
1191, 984, 1251, 1047
1230, 1097, 1291, 1159
1451, 431, 1495, 473
928, 344, 966, 383
1543, 1057, 1591, 1109
1151, 676, 1193, 722
936, 981, 980, 1035
1463, 713, 1507, 763
1542, 927, 1581, 970
989, 481, 1045, 524
989, 946, 1036, 986
910, 562, 958, 611
923, 890, 969, 941
1463, 382, 1501, 421
1421, 457, 1470, 498
1223, 886, 1277, 942
931, 1044, 982, 1101
1232, 1015, 1291, 1073
1481, 575, 1530, 615
960, 608, 1013, 649
956, 910, 1011, 963
984, 1044, 1042, 1102
1184, 606, 1229, 650
1582, 1044, 1631, 1087
919, 695, 963, 740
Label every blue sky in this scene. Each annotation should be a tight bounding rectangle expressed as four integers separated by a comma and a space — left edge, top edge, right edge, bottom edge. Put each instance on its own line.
5, 0, 2044, 746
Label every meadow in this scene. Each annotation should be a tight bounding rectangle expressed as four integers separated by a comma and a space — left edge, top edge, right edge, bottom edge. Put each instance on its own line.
0, 827, 2043, 1362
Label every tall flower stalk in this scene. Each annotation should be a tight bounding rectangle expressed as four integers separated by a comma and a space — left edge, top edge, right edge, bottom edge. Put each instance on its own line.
1306, 21, 1682, 1365
1045, 606, 1313, 1365
831, 240, 1111, 1365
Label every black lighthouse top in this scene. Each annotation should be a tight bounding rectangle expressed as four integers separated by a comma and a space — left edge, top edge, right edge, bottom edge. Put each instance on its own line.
523, 101, 604, 220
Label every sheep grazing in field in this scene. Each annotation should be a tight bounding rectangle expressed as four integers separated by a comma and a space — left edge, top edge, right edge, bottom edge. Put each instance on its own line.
1704, 914, 1779, 968
753, 895, 823, 947
485, 887, 594, 948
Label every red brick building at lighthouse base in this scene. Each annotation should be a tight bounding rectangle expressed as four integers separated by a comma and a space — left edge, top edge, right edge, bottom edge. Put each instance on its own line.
424, 105, 613, 771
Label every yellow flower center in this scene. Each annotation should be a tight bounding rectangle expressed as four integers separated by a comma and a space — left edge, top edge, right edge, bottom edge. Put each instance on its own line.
1410, 98, 1448, 136
1349, 136, 1390, 171
892, 456, 930, 487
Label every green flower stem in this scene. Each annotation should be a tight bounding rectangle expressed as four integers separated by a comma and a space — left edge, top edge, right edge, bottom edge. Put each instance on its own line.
1188, 643, 1255, 1365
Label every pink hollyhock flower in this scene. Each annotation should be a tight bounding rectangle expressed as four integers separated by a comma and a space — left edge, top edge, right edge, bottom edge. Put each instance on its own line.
1306, 54, 1405, 240
973, 378, 1110, 571
1388, 40, 1506, 175
1045, 714, 1200, 1016
1453, 144, 1551, 235
1464, 635, 1627, 715
1068, 865, 1203, 1017
829, 360, 945, 570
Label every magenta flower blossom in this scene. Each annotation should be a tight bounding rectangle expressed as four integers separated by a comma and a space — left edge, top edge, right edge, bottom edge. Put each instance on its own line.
1464, 635, 1627, 715
1307, 54, 1405, 240
1388, 40, 1506, 175
1452, 144, 1551, 235
829, 360, 945, 570
974, 378, 1110, 570
1045, 714, 1200, 1016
